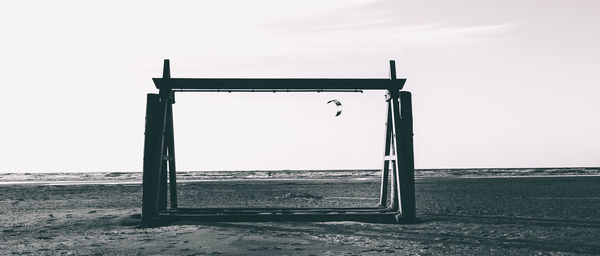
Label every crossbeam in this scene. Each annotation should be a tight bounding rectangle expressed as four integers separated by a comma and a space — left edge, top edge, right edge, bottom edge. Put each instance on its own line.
172, 89, 364, 93
153, 78, 405, 90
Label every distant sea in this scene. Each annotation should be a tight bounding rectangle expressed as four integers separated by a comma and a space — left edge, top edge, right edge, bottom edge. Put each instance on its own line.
1, 168, 599, 185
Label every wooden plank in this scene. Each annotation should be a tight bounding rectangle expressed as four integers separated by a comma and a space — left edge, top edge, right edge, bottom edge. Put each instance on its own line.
162, 59, 170, 79
170, 207, 390, 214
389, 157, 399, 211
383, 155, 396, 161
160, 212, 404, 224
174, 206, 386, 211
167, 210, 392, 215
153, 78, 406, 90
166, 212, 394, 217
399, 91, 416, 219
379, 101, 393, 207
159, 134, 168, 211
390, 92, 403, 213
166, 103, 178, 209
390, 89, 415, 219
142, 94, 160, 224
173, 89, 364, 93
387, 61, 401, 213
154, 89, 170, 213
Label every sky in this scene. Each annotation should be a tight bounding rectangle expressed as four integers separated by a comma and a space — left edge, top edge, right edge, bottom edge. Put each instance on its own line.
0, 0, 599, 172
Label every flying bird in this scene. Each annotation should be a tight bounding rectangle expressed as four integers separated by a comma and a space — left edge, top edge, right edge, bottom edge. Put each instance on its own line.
327, 99, 343, 116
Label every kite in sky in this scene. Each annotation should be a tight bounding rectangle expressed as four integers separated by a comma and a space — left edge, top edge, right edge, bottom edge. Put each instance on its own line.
327, 99, 343, 116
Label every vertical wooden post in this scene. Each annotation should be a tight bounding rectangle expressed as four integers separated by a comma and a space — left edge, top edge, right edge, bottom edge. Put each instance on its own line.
152, 91, 168, 214
166, 102, 178, 209
390, 90, 416, 220
379, 101, 393, 207
142, 94, 161, 224
399, 91, 416, 219
163, 59, 170, 79
154, 60, 171, 213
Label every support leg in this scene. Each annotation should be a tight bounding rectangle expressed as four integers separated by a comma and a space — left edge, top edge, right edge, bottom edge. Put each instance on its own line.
159, 138, 168, 211
379, 101, 393, 207
390, 132, 400, 211
166, 103, 178, 209
154, 90, 170, 213
389, 151, 399, 212
389, 91, 404, 216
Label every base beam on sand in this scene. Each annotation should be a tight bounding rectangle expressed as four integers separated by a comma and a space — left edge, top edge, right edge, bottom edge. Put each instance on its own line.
155, 207, 410, 224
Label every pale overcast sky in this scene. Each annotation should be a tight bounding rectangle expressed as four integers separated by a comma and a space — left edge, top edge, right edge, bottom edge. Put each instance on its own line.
1, 0, 598, 172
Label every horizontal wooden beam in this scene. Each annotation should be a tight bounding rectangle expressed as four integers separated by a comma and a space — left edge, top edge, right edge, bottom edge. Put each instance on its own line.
384, 155, 397, 161
156, 210, 406, 224
172, 89, 364, 93
153, 78, 405, 90
172, 206, 389, 214
162, 212, 399, 222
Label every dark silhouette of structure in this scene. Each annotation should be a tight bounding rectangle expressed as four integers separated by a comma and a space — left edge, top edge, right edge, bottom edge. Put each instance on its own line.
142, 60, 416, 225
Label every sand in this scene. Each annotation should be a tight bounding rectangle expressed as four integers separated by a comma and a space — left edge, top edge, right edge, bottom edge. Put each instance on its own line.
1, 176, 600, 255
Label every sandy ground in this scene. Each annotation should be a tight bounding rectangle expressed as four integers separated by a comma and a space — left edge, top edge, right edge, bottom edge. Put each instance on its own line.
1, 176, 600, 255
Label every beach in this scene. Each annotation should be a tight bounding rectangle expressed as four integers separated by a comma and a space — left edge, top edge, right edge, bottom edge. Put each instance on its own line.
1, 175, 600, 255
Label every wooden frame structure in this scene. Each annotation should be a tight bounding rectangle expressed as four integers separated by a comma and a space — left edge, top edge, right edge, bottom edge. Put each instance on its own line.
142, 59, 416, 225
